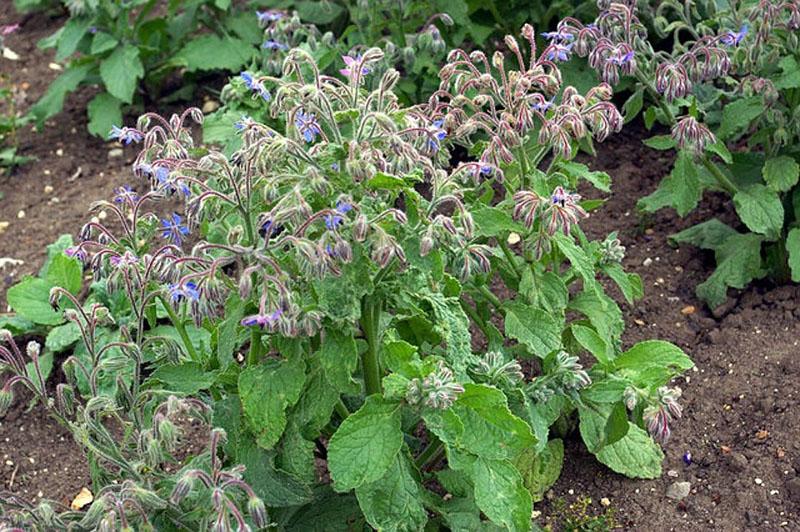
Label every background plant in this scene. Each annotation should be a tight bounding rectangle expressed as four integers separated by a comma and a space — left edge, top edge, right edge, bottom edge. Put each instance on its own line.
1, 11, 697, 532
557, 0, 800, 307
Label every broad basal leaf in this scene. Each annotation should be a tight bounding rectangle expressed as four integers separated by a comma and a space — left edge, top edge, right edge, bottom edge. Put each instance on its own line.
100, 44, 143, 104
355, 454, 428, 532
762, 155, 800, 193
733, 184, 783, 240
327, 396, 403, 492
515, 439, 564, 502
472, 457, 532, 532
504, 303, 562, 359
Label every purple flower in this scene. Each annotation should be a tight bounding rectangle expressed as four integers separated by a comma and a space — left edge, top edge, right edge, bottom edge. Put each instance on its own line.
262, 39, 288, 51
545, 42, 573, 62
531, 95, 555, 113
331, 162, 340, 171
340, 54, 370, 79
427, 119, 447, 151
169, 281, 200, 303
295, 110, 321, 143
683, 451, 692, 466
161, 213, 190, 245
324, 201, 352, 230
64, 247, 86, 262
113, 185, 138, 204
108, 125, 143, 145
607, 49, 634, 66
234, 115, 256, 132
241, 309, 282, 328
240, 71, 271, 101
720, 24, 748, 46
256, 10, 284, 23
541, 29, 574, 43
110, 251, 138, 269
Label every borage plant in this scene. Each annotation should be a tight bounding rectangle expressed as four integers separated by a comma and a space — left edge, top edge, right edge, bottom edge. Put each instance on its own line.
556, 0, 800, 307
4, 31, 692, 532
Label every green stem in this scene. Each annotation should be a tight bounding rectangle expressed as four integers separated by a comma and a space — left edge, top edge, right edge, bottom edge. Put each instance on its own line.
498, 238, 522, 282
516, 146, 530, 191
478, 285, 503, 311
247, 328, 263, 366
701, 156, 738, 195
335, 398, 351, 420
415, 436, 444, 470
360, 297, 383, 396
157, 295, 199, 362
460, 298, 490, 338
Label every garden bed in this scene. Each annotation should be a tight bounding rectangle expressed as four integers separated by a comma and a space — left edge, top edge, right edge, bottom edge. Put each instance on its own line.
1, 7, 799, 532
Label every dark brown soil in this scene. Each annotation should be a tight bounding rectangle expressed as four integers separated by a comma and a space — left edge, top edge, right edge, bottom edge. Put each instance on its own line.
1, 7, 799, 532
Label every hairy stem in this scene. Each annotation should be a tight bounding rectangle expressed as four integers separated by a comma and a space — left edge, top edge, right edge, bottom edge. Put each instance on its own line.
157, 295, 199, 362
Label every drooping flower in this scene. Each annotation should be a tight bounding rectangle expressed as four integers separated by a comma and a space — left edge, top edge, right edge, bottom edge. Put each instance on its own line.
295, 110, 321, 143
241, 309, 283, 328
256, 10, 284, 24
155, 166, 191, 197
671, 116, 716, 154
234, 115, 256, 132
339, 54, 370, 79
655, 62, 692, 102
324, 201, 352, 230
169, 281, 200, 303
161, 213, 190, 245
544, 186, 588, 235
262, 39, 289, 51
108, 125, 143, 145
427, 119, 447, 152
720, 24, 748, 46
541, 29, 575, 43
240, 71, 271, 101
545, 42, 573, 62
113, 185, 139, 205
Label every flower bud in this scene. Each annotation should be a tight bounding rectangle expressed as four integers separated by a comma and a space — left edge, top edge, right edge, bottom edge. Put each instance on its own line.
354, 214, 369, 241
26, 341, 41, 360
170, 474, 195, 504
0, 384, 13, 417
247, 496, 268, 528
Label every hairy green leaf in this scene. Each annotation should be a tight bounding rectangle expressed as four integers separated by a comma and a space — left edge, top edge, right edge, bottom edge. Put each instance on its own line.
733, 184, 783, 239
100, 45, 143, 104
472, 458, 532, 532
355, 454, 428, 531
763, 156, 800, 193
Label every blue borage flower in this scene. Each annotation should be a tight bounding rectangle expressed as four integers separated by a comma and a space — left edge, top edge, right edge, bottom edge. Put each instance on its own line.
240, 72, 271, 101
427, 119, 447, 152
324, 201, 353, 230
109, 251, 139, 269
607, 48, 634, 66
545, 42, 573, 62
113, 185, 138, 204
262, 40, 289, 51
720, 24, 748, 46
161, 213, 190, 245
541, 29, 574, 43
295, 110, 321, 143
241, 309, 282, 328
169, 281, 200, 303
256, 10, 283, 23
531, 95, 556, 113
154, 165, 191, 197
108, 125, 143, 145
340, 54, 370, 79
234, 115, 256, 133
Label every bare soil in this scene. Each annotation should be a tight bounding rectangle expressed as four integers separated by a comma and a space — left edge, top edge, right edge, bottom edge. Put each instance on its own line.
1, 7, 799, 532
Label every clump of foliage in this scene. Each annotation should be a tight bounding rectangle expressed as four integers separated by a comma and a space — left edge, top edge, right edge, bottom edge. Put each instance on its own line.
0, 25, 33, 173
558, 0, 800, 307
1, 24, 692, 530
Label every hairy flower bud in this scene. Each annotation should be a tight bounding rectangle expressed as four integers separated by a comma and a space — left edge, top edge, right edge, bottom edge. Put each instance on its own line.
247, 497, 268, 528
672, 116, 716, 155
0, 383, 13, 417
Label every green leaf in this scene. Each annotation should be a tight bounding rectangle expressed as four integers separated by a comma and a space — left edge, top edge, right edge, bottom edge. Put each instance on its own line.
7, 277, 63, 325
327, 396, 403, 492
596, 423, 664, 479
568, 288, 624, 343
366, 172, 406, 190
87, 93, 122, 138
45, 252, 82, 294
786, 228, 800, 282
571, 324, 613, 364
601, 262, 642, 305
622, 88, 644, 123
604, 401, 630, 446
355, 454, 428, 532
286, 488, 365, 531
775, 56, 800, 89
504, 304, 562, 358
518, 269, 567, 311
295, 0, 345, 23
149, 362, 215, 394
669, 218, 738, 250
30, 64, 92, 124
696, 232, 765, 308
557, 161, 610, 193
515, 439, 564, 502
40, 235, 74, 278
213, 397, 313, 507
176, 35, 252, 72
668, 151, 703, 216
552, 232, 595, 284
55, 17, 92, 61
471, 205, 524, 237
642, 135, 676, 150
238, 358, 307, 450
100, 45, 144, 104
45, 322, 81, 353
90, 31, 119, 55
417, 289, 475, 376
472, 458, 532, 532
718, 97, 763, 140
451, 384, 536, 460
733, 184, 783, 240
319, 329, 358, 393
706, 140, 732, 164
614, 340, 693, 373
762, 156, 800, 193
